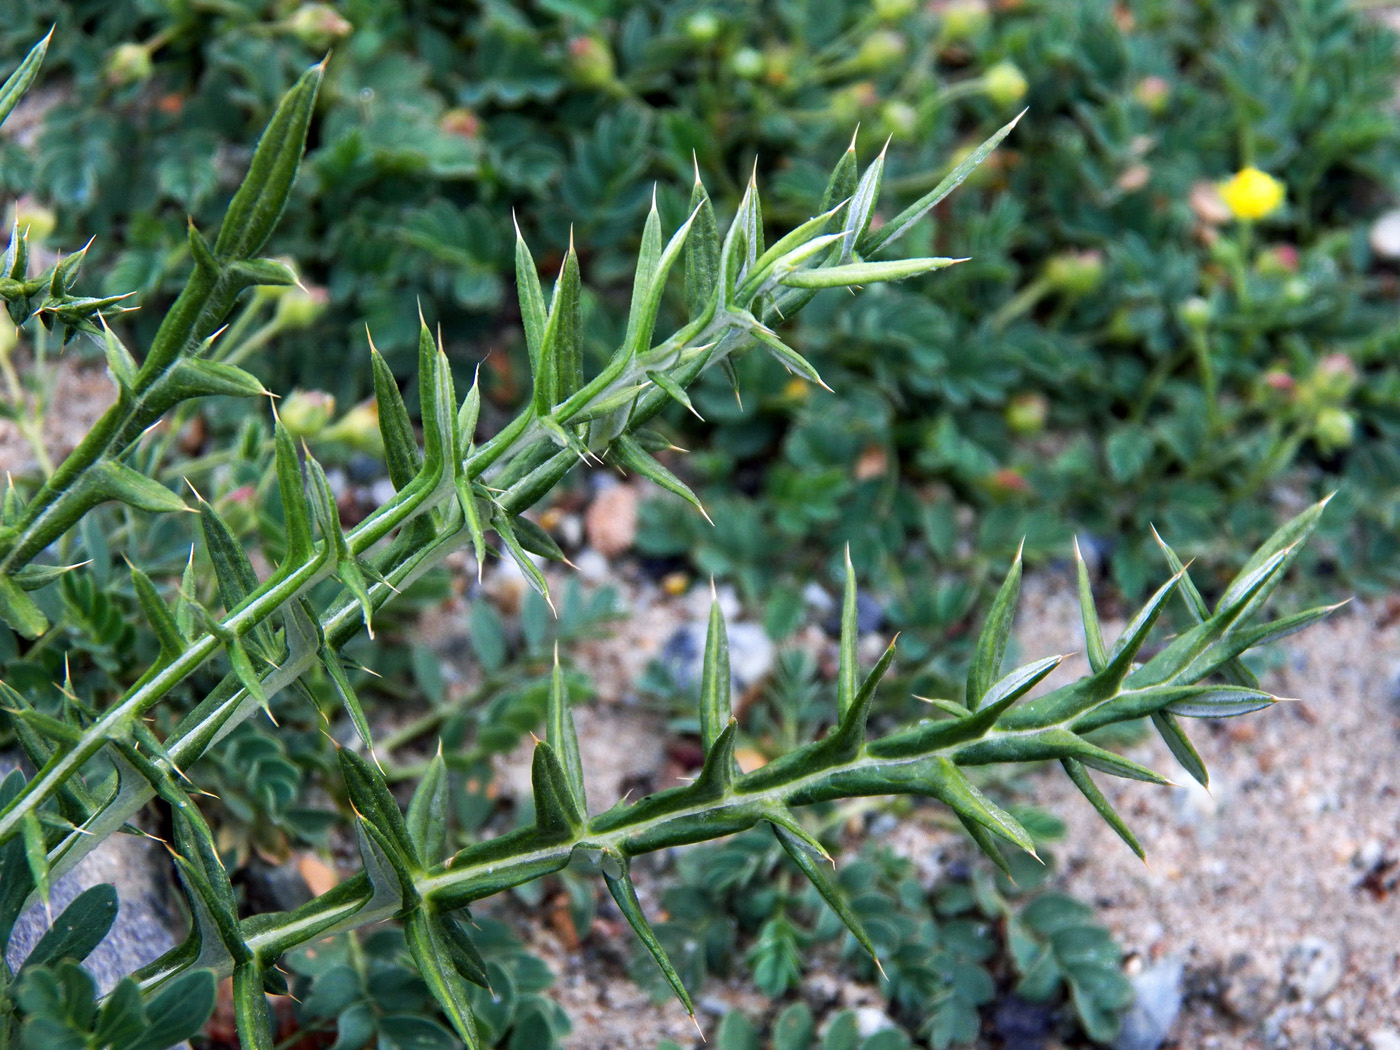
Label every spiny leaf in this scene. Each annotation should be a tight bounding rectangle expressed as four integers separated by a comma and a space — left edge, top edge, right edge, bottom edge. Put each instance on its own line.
165, 358, 267, 400
514, 215, 548, 380
699, 592, 731, 754
21, 808, 50, 916
968, 544, 1022, 708
924, 757, 1036, 854
273, 422, 314, 565
130, 564, 186, 660
609, 435, 710, 522
645, 369, 702, 419
778, 256, 965, 289
490, 507, 551, 606
820, 132, 859, 218
0, 29, 52, 129
1102, 570, 1183, 685
540, 235, 583, 409
1073, 538, 1108, 674
305, 454, 374, 636
623, 192, 664, 357
772, 821, 884, 978
403, 907, 485, 1049
213, 61, 323, 261
196, 491, 259, 614
89, 461, 188, 515
684, 169, 720, 321
1216, 494, 1329, 615
321, 641, 375, 757
601, 853, 695, 1019
1150, 711, 1208, 788
371, 338, 423, 493
0, 572, 48, 638
837, 547, 858, 721
1061, 759, 1144, 860
531, 740, 584, 839
747, 320, 831, 390
547, 648, 587, 815
841, 141, 887, 263
862, 110, 1024, 256
689, 719, 738, 800
339, 748, 420, 908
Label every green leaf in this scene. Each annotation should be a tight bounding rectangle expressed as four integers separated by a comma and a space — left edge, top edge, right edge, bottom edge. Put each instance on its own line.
1073, 538, 1108, 674
862, 110, 1024, 256
372, 340, 424, 494
514, 216, 549, 382
778, 257, 964, 289
540, 236, 583, 409
89, 461, 187, 515
530, 740, 584, 839
699, 593, 731, 754
1150, 710, 1208, 787
0, 572, 48, 637
772, 821, 883, 977
165, 358, 267, 400
407, 747, 450, 868
841, 144, 886, 263
547, 648, 586, 814
321, 638, 375, 755
837, 546, 859, 721
338, 748, 420, 908
608, 435, 710, 522
968, 545, 1022, 708
0, 29, 52, 130
130, 564, 186, 660
403, 906, 485, 1049
684, 172, 720, 320
214, 62, 324, 261
747, 320, 830, 390
1061, 759, 1143, 860
924, 757, 1035, 854
21, 808, 50, 914
273, 422, 315, 566
622, 192, 664, 358
17, 885, 117, 972
601, 853, 695, 1019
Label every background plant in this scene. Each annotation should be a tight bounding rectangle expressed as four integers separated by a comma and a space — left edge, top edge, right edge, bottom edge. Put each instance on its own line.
0, 18, 1345, 1050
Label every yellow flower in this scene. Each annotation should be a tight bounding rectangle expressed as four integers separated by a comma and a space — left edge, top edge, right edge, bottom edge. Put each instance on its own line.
1219, 167, 1285, 221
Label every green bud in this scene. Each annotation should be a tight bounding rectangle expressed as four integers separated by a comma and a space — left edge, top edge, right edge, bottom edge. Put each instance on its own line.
730, 47, 765, 80
568, 36, 617, 89
1282, 276, 1309, 306
285, 4, 353, 50
983, 61, 1028, 109
940, 0, 990, 43
1133, 75, 1171, 116
1178, 296, 1212, 331
1043, 250, 1103, 297
856, 30, 908, 71
1005, 393, 1048, 435
1311, 353, 1357, 402
279, 390, 336, 438
1312, 407, 1355, 453
880, 101, 918, 140
684, 12, 722, 45
104, 43, 153, 88
273, 284, 329, 331
874, 0, 917, 21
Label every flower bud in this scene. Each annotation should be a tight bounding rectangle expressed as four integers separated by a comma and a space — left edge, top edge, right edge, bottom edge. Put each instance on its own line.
273, 284, 329, 331
1256, 243, 1299, 276
831, 81, 878, 125
1312, 353, 1357, 402
984, 466, 1031, 498
874, 0, 917, 20
1218, 167, 1285, 222
1005, 393, 1048, 435
1133, 75, 1171, 115
1178, 296, 1212, 331
1282, 277, 1309, 306
11, 197, 55, 245
684, 12, 722, 45
279, 390, 337, 438
567, 36, 616, 89
1312, 407, 1355, 454
856, 30, 908, 70
730, 46, 765, 80
763, 45, 795, 86
1259, 368, 1297, 404
321, 400, 384, 456
440, 108, 481, 140
104, 43, 153, 88
983, 61, 1028, 109
285, 4, 353, 51
880, 100, 918, 140
1044, 249, 1104, 297
940, 1, 990, 43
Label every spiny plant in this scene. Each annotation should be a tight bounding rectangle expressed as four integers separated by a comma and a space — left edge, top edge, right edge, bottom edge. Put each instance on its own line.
0, 34, 1337, 1050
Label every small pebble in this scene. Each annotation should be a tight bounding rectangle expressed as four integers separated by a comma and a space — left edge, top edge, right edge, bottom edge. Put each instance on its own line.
1285, 937, 1344, 1001
853, 1007, 896, 1037
1369, 1029, 1400, 1050
1113, 957, 1184, 1050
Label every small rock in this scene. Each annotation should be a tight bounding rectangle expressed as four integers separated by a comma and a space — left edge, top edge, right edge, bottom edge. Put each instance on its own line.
802, 581, 834, 614
853, 1006, 896, 1037
574, 547, 609, 583
994, 996, 1055, 1050
1368, 1028, 1400, 1050
658, 620, 774, 696
856, 591, 884, 634
1113, 957, 1184, 1050
1284, 937, 1344, 1001
1370, 209, 1400, 259
368, 476, 397, 506
1171, 776, 1221, 843
585, 483, 638, 558
346, 453, 381, 485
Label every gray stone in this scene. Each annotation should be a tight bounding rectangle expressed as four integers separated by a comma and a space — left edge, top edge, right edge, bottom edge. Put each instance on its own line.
659, 619, 774, 696
1112, 957, 1184, 1050
1285, 937, 1344, 1001
2, 755, 188, 1046
853, 1006, 896, 1037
